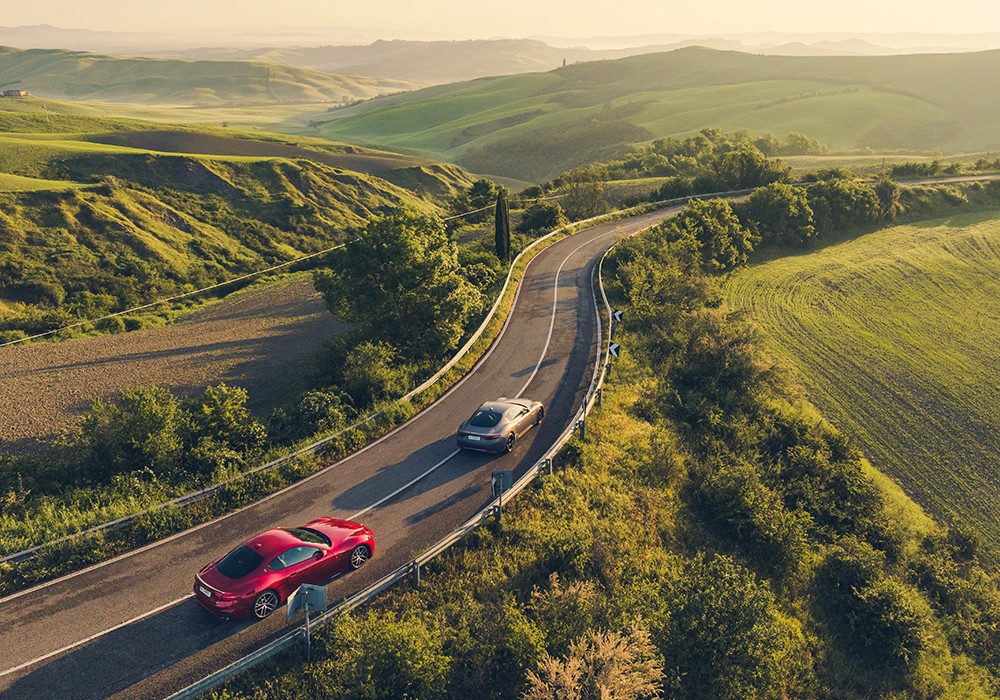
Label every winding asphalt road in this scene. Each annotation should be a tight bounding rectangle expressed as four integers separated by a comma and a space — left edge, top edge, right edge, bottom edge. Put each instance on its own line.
0, 207, 678, 700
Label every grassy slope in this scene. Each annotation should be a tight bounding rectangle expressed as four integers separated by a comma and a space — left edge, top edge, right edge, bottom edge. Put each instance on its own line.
306, 47, 1000, 181
0, 103, 477, 337
0, 45, 421, 106
724, 212, 1000, 553
0, 99, 476, 198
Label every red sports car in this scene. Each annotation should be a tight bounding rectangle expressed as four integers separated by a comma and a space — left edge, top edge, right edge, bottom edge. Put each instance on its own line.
194, 517, 374, 620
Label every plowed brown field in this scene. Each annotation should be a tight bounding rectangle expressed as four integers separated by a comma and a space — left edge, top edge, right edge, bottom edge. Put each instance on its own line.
0, 274, 346, 456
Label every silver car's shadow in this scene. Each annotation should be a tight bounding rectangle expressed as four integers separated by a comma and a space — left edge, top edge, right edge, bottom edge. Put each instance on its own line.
328, 440, 492, 513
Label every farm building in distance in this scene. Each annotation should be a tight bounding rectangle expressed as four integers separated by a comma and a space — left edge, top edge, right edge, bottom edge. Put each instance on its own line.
2, 89, 28, 97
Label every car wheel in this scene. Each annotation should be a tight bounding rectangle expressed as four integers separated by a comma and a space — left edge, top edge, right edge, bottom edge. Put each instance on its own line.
253, 590, 279, 619
350, 544, 371, 570
505, 433, 515, 452
535, 407, 544, 425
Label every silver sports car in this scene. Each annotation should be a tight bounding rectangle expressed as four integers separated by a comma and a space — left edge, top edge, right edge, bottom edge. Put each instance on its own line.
456, 398, 544, 453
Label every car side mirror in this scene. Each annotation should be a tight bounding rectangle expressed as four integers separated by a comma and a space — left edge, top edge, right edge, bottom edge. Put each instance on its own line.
313, 550, 323, 559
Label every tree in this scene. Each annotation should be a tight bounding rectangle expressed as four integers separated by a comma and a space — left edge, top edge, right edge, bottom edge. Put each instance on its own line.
807, 179, 880, 235
314, 209, 482, 358
664, 199, 755, 271
655, 555, 806, 700
341, 340, 410, 406
309, 612, 451, 700
452, 179, 502, 224
738, 182, 815, 247
562, 176, 609, 220
517, 202, 567, 235
184, 383, 266, 454
75, 386, 183, 480
874, 178, 903, 220
495, 191, 511, 262
699, 146, 789, 192
523, 627, 663, 700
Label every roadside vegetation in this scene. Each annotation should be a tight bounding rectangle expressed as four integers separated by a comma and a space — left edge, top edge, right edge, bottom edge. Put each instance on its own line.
208, 175, 1000, 700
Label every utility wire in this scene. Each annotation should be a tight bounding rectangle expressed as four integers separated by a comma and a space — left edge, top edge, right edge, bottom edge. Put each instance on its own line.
0, 240, 355, 348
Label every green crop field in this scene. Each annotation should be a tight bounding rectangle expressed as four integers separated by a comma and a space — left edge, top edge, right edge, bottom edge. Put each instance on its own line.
724, 212, 1000, 554
304, 47, 1000, 181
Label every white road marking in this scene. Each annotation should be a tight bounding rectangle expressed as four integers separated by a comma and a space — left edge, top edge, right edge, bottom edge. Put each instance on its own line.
516, 229, 620, 398
0, 594, 194, 679
348, 449, 462, 521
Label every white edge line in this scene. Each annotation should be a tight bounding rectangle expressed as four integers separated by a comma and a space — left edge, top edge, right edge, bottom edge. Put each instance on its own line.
0, 594, 194, 679
516, 229, 621, 398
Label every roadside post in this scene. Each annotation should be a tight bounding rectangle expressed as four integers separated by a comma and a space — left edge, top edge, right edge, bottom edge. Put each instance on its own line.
287, 583, 327, 661
491, 469, 513, 521
608, 342, 621, 378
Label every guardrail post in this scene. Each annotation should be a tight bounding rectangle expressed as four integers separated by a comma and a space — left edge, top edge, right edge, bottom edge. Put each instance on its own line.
606, 360, 612, 379
597, 388, 603, 406
577, 419, 585, 442
545, 458, 552, 475
412, 560, 421, 588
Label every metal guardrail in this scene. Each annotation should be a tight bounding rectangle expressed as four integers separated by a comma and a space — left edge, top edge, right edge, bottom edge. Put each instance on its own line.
0, 205, 639, 566
165, 208, 633, 700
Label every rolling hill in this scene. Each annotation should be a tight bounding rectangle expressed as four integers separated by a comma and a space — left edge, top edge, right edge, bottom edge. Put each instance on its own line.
304, 47, 1000, 181
724, 211, 1000, 555
0, 45, 420, 106
0, 101, 476, 343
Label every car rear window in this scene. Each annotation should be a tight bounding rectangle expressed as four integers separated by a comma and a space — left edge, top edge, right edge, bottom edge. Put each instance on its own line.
216, 545, 263, 579
469, 409, 502, 427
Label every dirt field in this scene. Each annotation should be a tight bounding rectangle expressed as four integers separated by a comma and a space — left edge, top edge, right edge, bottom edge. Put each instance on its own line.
0, 274, 347, 456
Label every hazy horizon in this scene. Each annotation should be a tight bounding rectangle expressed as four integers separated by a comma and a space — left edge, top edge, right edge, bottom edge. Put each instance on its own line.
4, 0, 999, 42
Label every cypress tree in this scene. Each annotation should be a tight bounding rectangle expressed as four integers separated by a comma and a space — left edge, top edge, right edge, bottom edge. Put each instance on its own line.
494, 191, 510, 262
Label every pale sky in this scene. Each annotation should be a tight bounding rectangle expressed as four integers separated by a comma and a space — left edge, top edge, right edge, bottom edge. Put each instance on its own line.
4, 0, 1000, 39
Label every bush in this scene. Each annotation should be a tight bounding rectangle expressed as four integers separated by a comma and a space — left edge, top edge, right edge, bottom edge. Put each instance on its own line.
307, 612, 451, 700
341, 341, 411, 407
74, 386, 184, 481
655, 554, 807, 700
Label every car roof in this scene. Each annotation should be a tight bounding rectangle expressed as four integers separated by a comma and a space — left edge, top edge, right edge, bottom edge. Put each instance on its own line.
241, 528, 302, 559
480, 398, 532, 412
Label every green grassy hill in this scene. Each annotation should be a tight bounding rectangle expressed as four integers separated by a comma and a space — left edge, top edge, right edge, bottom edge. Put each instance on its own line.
306, 47, 1000, 181
724, 212, 1000, 554
0, 45, 420, 106
0, 102, 476, 340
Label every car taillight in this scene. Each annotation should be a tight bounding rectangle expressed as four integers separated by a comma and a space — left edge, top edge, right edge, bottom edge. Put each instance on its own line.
216, 592, 240, 601
483, 434, 502, 440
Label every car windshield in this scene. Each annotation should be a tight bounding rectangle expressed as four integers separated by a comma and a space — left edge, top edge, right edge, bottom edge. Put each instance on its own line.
216, 545, 263, 579
469, 408, 502, 427
281, 527, 332, 547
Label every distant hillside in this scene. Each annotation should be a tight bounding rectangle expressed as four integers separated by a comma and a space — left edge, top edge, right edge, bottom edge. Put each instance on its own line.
0, 45, 420, 106
306, 47, 1000, 181
156, 39, 599, 85
145, 37, 911, 85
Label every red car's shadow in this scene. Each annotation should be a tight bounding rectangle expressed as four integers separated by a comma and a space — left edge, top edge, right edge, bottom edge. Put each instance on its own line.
0, 555, 394, 700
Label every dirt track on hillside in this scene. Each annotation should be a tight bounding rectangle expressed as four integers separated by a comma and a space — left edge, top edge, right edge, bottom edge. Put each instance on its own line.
0, 276, 347, 457
88, 131, 421, 172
